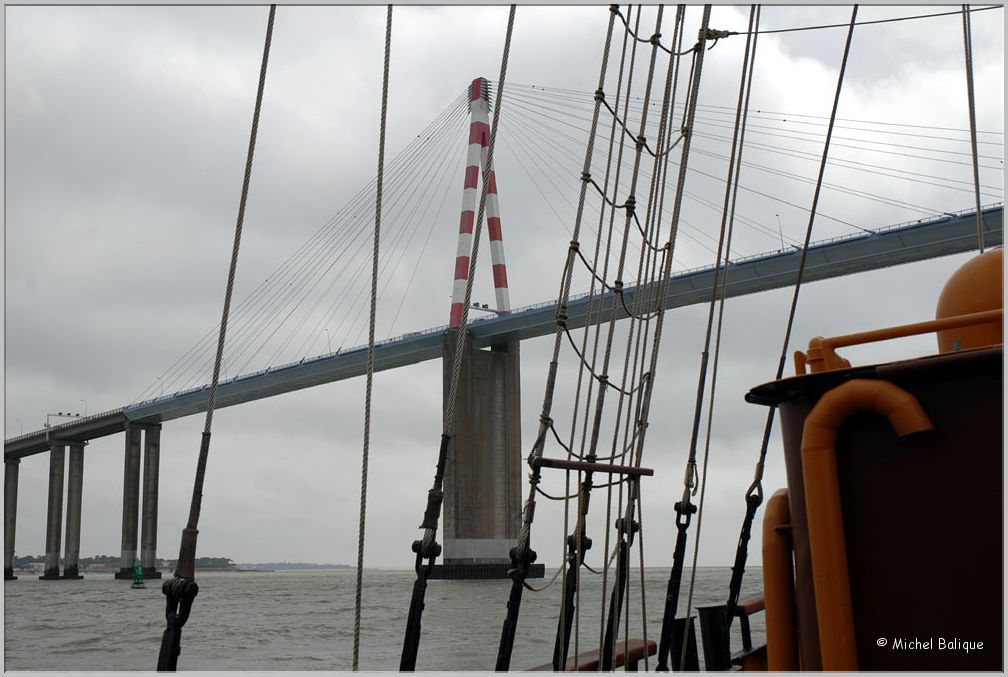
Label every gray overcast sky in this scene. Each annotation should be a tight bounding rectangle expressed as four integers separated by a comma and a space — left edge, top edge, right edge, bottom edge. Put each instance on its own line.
4, 4, 1003, 573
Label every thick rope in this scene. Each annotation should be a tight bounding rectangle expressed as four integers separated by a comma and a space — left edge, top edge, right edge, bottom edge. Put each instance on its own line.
157, 5, 275, 671
353, 6, 392, 671
401, 7, 516, 672
961, 4, 986, 253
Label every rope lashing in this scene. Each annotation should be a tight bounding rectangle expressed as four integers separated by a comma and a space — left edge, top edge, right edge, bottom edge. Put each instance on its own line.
399, 6, 516, 672
555, 6, 668, 668
352, 5, 393, 672
156, 5, 275, 672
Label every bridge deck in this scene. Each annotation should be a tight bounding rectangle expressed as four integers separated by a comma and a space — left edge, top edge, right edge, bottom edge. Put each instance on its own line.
6, 204, 1001, 459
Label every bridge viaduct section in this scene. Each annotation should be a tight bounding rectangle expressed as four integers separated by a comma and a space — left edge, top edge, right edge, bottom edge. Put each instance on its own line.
3, 204, 1002, 581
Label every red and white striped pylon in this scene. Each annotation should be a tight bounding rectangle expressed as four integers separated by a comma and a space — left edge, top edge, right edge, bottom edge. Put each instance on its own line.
449, 77, 511, 329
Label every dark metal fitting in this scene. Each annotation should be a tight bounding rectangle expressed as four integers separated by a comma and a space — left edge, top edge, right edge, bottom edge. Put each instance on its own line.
616, 517, 640, 535
419, 488, 444, 529
412, 538, 441, 559
594, 88, 606, 102
674, 500, 698, 515
744, 486, 764, 507
568, 534, 593, 551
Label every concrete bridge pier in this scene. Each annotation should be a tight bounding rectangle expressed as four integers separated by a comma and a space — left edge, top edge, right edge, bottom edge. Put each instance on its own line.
115, 424, 142, 579
5, 459, 20, 580
62, 443, 86, 579
434, 332, 542, 579
40, 443, 66, 580
139, 424, 161, 579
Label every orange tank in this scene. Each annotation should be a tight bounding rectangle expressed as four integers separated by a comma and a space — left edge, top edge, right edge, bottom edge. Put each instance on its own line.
935, 247, 1003, 352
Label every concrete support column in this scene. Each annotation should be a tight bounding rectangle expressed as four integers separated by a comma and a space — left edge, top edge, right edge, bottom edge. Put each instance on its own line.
5, 459, 20, 580
139, 425, 162, 579
40, 444, 66, 580
62, 443, 85, 579
435, 332, 540, 579
116, 425, 142, 579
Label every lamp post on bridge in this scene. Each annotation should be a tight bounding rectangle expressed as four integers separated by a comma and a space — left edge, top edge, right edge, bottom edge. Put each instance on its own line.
470, 301, 508, 317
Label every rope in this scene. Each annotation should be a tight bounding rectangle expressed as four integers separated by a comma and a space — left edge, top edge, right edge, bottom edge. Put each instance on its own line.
682, 5, 759, 656
599, 5, 686, 664
353, 6, 392, 671
495, 7, 619, 672
646, 7, 714, 671
726, 2, 858, 639
961, 4, 986, 253
738, 5, 1000, 36
157, 5, 276, 671
400, 7, 516, 672
562, 7, 668, 668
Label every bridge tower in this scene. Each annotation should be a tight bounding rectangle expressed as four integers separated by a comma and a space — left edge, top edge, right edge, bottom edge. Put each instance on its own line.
436, 77, 541, 579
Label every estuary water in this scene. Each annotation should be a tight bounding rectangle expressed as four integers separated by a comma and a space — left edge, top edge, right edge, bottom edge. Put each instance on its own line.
4, 567, 764, 671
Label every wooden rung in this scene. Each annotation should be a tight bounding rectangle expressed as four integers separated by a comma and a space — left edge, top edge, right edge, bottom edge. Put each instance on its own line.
534, 456, 654, 477
735, 593, 765, 616
527, 639, 658, 672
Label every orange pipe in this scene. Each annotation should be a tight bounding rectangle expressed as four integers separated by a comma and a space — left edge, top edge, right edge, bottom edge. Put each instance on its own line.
795, 309, 1003, 374
762, 488, 799, 671
801, 379, 933, 670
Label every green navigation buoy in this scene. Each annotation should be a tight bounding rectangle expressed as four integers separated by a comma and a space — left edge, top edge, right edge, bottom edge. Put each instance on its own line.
131, 561, 146, 589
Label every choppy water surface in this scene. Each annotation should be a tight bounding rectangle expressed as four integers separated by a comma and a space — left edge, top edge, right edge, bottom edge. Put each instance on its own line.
5, 567, 763, 670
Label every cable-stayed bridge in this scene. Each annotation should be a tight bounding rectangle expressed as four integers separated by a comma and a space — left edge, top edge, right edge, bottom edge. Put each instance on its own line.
5, 72, 1003, 584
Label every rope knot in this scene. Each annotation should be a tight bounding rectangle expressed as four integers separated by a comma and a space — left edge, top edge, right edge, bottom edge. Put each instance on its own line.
635, 134, 647, 150
594, 88, 605, 102
569, 239, 580, 252
649, 32, 662, 46
609, 4, 619, 14
556, 308, 569, 329
580, 171, 592, 183
704, 28, 731, 41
